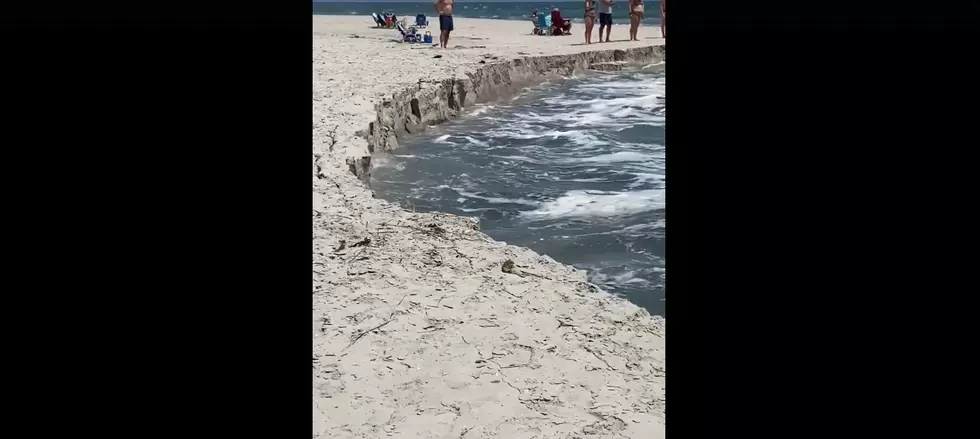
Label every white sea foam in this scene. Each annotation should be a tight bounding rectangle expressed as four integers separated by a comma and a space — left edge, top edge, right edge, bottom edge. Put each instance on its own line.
556, 177, 608, 183
523, 189, 664, 219
468, 105, 495, 117
462, 136, 489, 147
530, 91, 663, 127
571, 221, 665, 239
488, 127, 607, 147
370, 155, 406, 171
590, 95, 659, 112
444, 187, 540, 207
433, 134, 452, 143
611, 107, 636, 118
629, 172, 666, 187
572, 151, 651, 164
589, 270, 653, 290
491, 155, 544, 164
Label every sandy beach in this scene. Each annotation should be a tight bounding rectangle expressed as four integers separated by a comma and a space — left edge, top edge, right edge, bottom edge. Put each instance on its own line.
313, 15, 665, 438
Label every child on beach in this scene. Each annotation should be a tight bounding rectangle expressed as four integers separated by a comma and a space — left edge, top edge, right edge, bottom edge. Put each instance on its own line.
584, 0, 597, 44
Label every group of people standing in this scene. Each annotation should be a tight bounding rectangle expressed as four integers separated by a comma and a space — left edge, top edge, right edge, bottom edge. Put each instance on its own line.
435, 0, 666, 49
584, 0, 665, 45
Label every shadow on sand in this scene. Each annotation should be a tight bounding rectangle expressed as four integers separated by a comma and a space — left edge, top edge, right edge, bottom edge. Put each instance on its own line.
568, 38, 636, 46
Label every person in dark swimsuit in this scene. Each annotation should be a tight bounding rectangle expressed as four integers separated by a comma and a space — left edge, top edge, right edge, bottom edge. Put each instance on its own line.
434, 0, 454, 48
584, 0, 597, 44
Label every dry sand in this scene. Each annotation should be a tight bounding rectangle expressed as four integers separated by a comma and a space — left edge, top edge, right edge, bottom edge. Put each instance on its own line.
313, 16, 665, 439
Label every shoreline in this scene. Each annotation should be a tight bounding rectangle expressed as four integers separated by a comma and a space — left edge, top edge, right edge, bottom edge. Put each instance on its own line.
313, 16, 665, 438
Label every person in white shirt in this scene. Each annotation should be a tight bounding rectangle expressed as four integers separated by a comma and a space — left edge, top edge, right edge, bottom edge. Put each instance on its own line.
597, 0, 615, 43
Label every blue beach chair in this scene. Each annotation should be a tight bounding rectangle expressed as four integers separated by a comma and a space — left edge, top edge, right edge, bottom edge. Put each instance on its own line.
415, 14, 429, 28
535, 15, 553, 36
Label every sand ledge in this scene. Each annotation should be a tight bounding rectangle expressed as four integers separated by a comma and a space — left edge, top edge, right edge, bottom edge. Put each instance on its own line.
351, 46, 665, 182
314, 16, 665, 438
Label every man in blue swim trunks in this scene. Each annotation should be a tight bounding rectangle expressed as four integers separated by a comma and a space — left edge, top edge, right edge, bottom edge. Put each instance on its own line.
434, 0, 454, 48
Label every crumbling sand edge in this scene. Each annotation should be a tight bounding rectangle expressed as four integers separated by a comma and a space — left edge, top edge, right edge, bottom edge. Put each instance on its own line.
347, 46, 666, 181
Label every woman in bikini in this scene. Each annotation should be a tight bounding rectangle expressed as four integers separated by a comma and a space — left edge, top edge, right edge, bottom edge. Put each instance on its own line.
584, 0, 597, 44
629, 0, 645, 41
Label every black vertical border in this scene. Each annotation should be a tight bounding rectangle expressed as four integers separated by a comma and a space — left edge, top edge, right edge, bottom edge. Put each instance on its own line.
5, 2, 314, 435
669, 0, 980, 435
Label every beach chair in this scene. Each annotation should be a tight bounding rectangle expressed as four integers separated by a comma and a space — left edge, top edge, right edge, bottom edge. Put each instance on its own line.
381, 11, 397, 28
415, 14, 428, 28
371, 12, 386, 28
395, 23, 421, 43
535, 15, 553, 36
551, 10, 571, 35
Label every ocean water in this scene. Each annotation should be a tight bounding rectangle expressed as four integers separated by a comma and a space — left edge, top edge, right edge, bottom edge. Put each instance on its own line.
371, 67, 666, 316
313, 1, 662, 25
